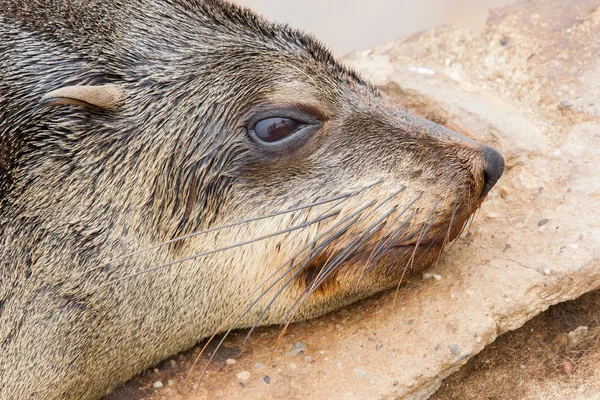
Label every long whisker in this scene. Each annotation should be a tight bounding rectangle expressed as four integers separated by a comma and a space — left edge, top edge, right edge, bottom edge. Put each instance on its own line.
369, 191, 424, 260
76, 181, 383, 279
297, 186, 408, 297
433, 194, 460, 266
407, 212, 439, 269
277, 192, 353, 248
240, 211, 366, 341
446, 194, 460, 244
393, 209, 440, 303
92, 211, 341, 290
302, 187, 410, 293
406, 197, 443, 266
186, 200, 379, 383
190, 223, 351, 387
351, 210, 418, 290
372, 191, 421, 246
414, 223, 446, 266
244, 200, 397, 346
307, 208, 394, 296
242, 211, 383, 341
270, 215, 391, 354
342, 191, 424, 294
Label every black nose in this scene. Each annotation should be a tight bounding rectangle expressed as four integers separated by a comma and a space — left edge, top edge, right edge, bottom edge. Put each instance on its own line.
480, 146, 504, 198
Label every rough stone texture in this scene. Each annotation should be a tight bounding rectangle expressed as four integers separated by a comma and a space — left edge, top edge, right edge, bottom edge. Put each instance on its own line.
108, 0, 600, 399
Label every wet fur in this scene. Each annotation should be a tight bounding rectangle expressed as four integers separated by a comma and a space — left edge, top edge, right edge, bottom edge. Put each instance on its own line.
1, 1, 492, 399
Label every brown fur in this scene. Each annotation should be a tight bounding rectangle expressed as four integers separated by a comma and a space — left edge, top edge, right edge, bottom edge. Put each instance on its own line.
0, 1, 502, 399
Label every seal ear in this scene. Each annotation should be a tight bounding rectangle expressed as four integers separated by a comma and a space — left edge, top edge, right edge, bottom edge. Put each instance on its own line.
40, 84, 123, 109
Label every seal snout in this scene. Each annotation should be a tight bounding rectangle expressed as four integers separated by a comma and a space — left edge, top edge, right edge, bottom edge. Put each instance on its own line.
479, 145, 504, 198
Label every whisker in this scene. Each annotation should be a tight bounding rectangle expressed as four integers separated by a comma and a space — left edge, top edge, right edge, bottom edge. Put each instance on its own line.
247, 206, 393, 351
76, 180, 382, 279
242, 208, 385, 340
351, 211, 418, 291
190, 224, 349, 387
185, 200, 379, 383
92, 211, 341, 290
369, 208, 423, 267
434, 194, 460, 266
393, 209, 440, 304
368, 191, 424, 260
270, 215, 392, 354
305, 187, 412, 293
278, 192, 353, 248
389, 198, 442, 304
348, 192, 427, 292
414, 223, 446, 266
307, 208, 394, 295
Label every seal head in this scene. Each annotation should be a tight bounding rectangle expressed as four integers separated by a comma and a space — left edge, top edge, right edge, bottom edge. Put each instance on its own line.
0, 1, 503, 399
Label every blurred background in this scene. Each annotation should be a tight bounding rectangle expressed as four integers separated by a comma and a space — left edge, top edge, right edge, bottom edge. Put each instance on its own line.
233, 0, 515, 56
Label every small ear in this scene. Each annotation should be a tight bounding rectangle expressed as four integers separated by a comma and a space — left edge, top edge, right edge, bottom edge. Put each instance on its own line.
40, 84, 123, 109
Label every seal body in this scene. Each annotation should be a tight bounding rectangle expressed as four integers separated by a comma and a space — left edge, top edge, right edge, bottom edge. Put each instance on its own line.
0, 1, 503, 399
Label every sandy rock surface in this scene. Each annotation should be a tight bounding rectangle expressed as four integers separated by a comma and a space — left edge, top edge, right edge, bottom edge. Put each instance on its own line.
108, 0, 600, 399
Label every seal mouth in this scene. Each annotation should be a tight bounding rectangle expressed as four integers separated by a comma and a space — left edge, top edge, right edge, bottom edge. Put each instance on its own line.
299, 227, 454, 293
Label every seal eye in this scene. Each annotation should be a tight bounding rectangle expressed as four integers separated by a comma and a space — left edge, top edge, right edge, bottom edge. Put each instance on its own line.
253, 117, 301, 143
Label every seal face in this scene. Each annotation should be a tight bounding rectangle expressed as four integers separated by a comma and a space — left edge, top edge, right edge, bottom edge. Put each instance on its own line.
0, 0, 504, 399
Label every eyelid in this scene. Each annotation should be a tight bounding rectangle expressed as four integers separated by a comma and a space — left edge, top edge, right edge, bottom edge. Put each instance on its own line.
249, 123, 322, 152
247, 108, 322, 130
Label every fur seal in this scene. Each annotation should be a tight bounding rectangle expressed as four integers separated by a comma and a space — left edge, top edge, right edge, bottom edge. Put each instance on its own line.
0, 0, 504, 399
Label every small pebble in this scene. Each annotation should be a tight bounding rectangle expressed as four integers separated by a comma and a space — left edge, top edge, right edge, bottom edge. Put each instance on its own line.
544, 267, 551, 275
393, 380, 399, 386
254, 363, 265, 370
167, 380, 174, 386
538, 218, 549, 226
293, 342, 306, 353
226, 358, 236, 365
559, 100, 573, 108
448, 344, 461, 355
408, 66, 436, 75
169, 359, 177, 367
153, 368, 159, 374
263, 376, 271, 384
152, 381, 164, 388
236, 371, 250, 380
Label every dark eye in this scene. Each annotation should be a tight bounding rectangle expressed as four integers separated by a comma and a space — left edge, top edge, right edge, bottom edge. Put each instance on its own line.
253, 117, 301, 143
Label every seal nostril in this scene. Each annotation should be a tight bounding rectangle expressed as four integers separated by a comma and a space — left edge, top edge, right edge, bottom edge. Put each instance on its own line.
480, 145, 505, 198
